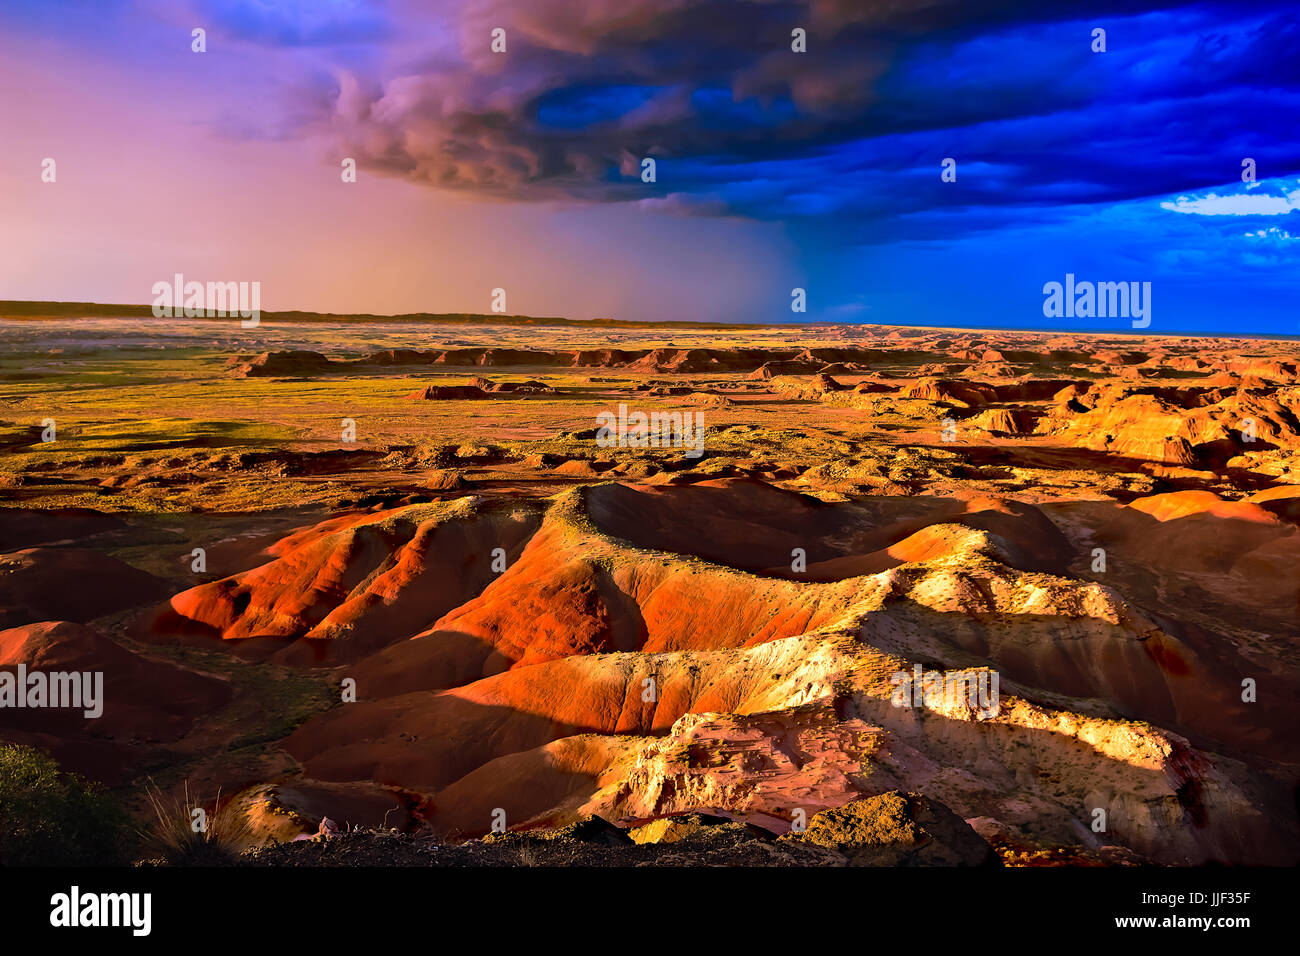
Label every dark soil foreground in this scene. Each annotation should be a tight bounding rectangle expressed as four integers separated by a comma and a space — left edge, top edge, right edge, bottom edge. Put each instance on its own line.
235, 795, 1137, 867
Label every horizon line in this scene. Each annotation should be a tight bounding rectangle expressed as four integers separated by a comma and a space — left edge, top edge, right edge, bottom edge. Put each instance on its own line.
1, 299, 1296, 343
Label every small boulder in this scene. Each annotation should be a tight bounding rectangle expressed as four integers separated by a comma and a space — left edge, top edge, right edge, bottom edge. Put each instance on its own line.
784, 792, 996, 866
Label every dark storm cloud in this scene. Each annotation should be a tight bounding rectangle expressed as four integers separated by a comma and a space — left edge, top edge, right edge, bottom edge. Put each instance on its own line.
259, 0, 1300, 235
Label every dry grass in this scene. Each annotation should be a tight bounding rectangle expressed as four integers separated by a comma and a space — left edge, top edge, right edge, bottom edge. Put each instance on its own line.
141, 780, 258, 866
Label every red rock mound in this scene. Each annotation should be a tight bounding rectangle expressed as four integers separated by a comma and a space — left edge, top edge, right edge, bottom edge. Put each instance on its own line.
901, 378, 997, 406
1102, 490, 1300, 622
0, 508, 125, 550
346, 488, 887, 697
1247, 485, 1300, 522
0, 621, 231, 783
586, 478, 857, 573
287, 634, 844, 794
1129, 489, 1279, 524
585, 479, 1072, 578
1041, 490, 1300, 760
0, 548, 170, 628
748, 360, 820, 379
968, 407, 1036, 435
151, 502, 542, 662
766, 374, 848, 399
176, 479, 1296, 860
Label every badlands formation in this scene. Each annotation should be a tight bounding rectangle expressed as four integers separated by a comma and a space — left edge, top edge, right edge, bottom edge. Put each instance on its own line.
1, 313, 1298, 865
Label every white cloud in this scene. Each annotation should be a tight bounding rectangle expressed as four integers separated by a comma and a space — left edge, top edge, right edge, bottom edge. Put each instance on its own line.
1161, 180, 1300, 216
1244, 227, 1296, 242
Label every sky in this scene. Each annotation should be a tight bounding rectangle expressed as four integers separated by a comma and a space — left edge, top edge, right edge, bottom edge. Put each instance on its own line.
1, 0, 1298, 334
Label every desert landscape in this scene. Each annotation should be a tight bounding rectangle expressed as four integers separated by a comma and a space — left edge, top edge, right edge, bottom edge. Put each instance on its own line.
1, 305, 1296, 867
5, 2, 1299, 941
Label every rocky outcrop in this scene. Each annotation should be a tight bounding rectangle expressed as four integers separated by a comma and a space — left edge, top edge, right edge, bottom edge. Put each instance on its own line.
1035, 382, 1300, 465
782, 792, 996, 866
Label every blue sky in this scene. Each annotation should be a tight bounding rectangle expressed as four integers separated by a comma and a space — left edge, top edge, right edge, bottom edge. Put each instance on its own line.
2, 0, 1298, 333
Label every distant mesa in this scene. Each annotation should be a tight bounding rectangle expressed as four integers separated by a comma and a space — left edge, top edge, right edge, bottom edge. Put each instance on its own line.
639, 384, 692, 396
228, 344, 978, 379
231, 350, 334, 377
468, 376, 556, 394
405, 377, 557, 400
406, 384, 491, 401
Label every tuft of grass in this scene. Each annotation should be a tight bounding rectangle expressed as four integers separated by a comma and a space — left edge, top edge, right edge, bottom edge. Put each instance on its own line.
516, 843, 539, 867
141, 780, 257, 866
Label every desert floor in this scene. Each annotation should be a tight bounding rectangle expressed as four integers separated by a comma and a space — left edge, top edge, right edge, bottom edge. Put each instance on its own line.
1, 314, 1297, 866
